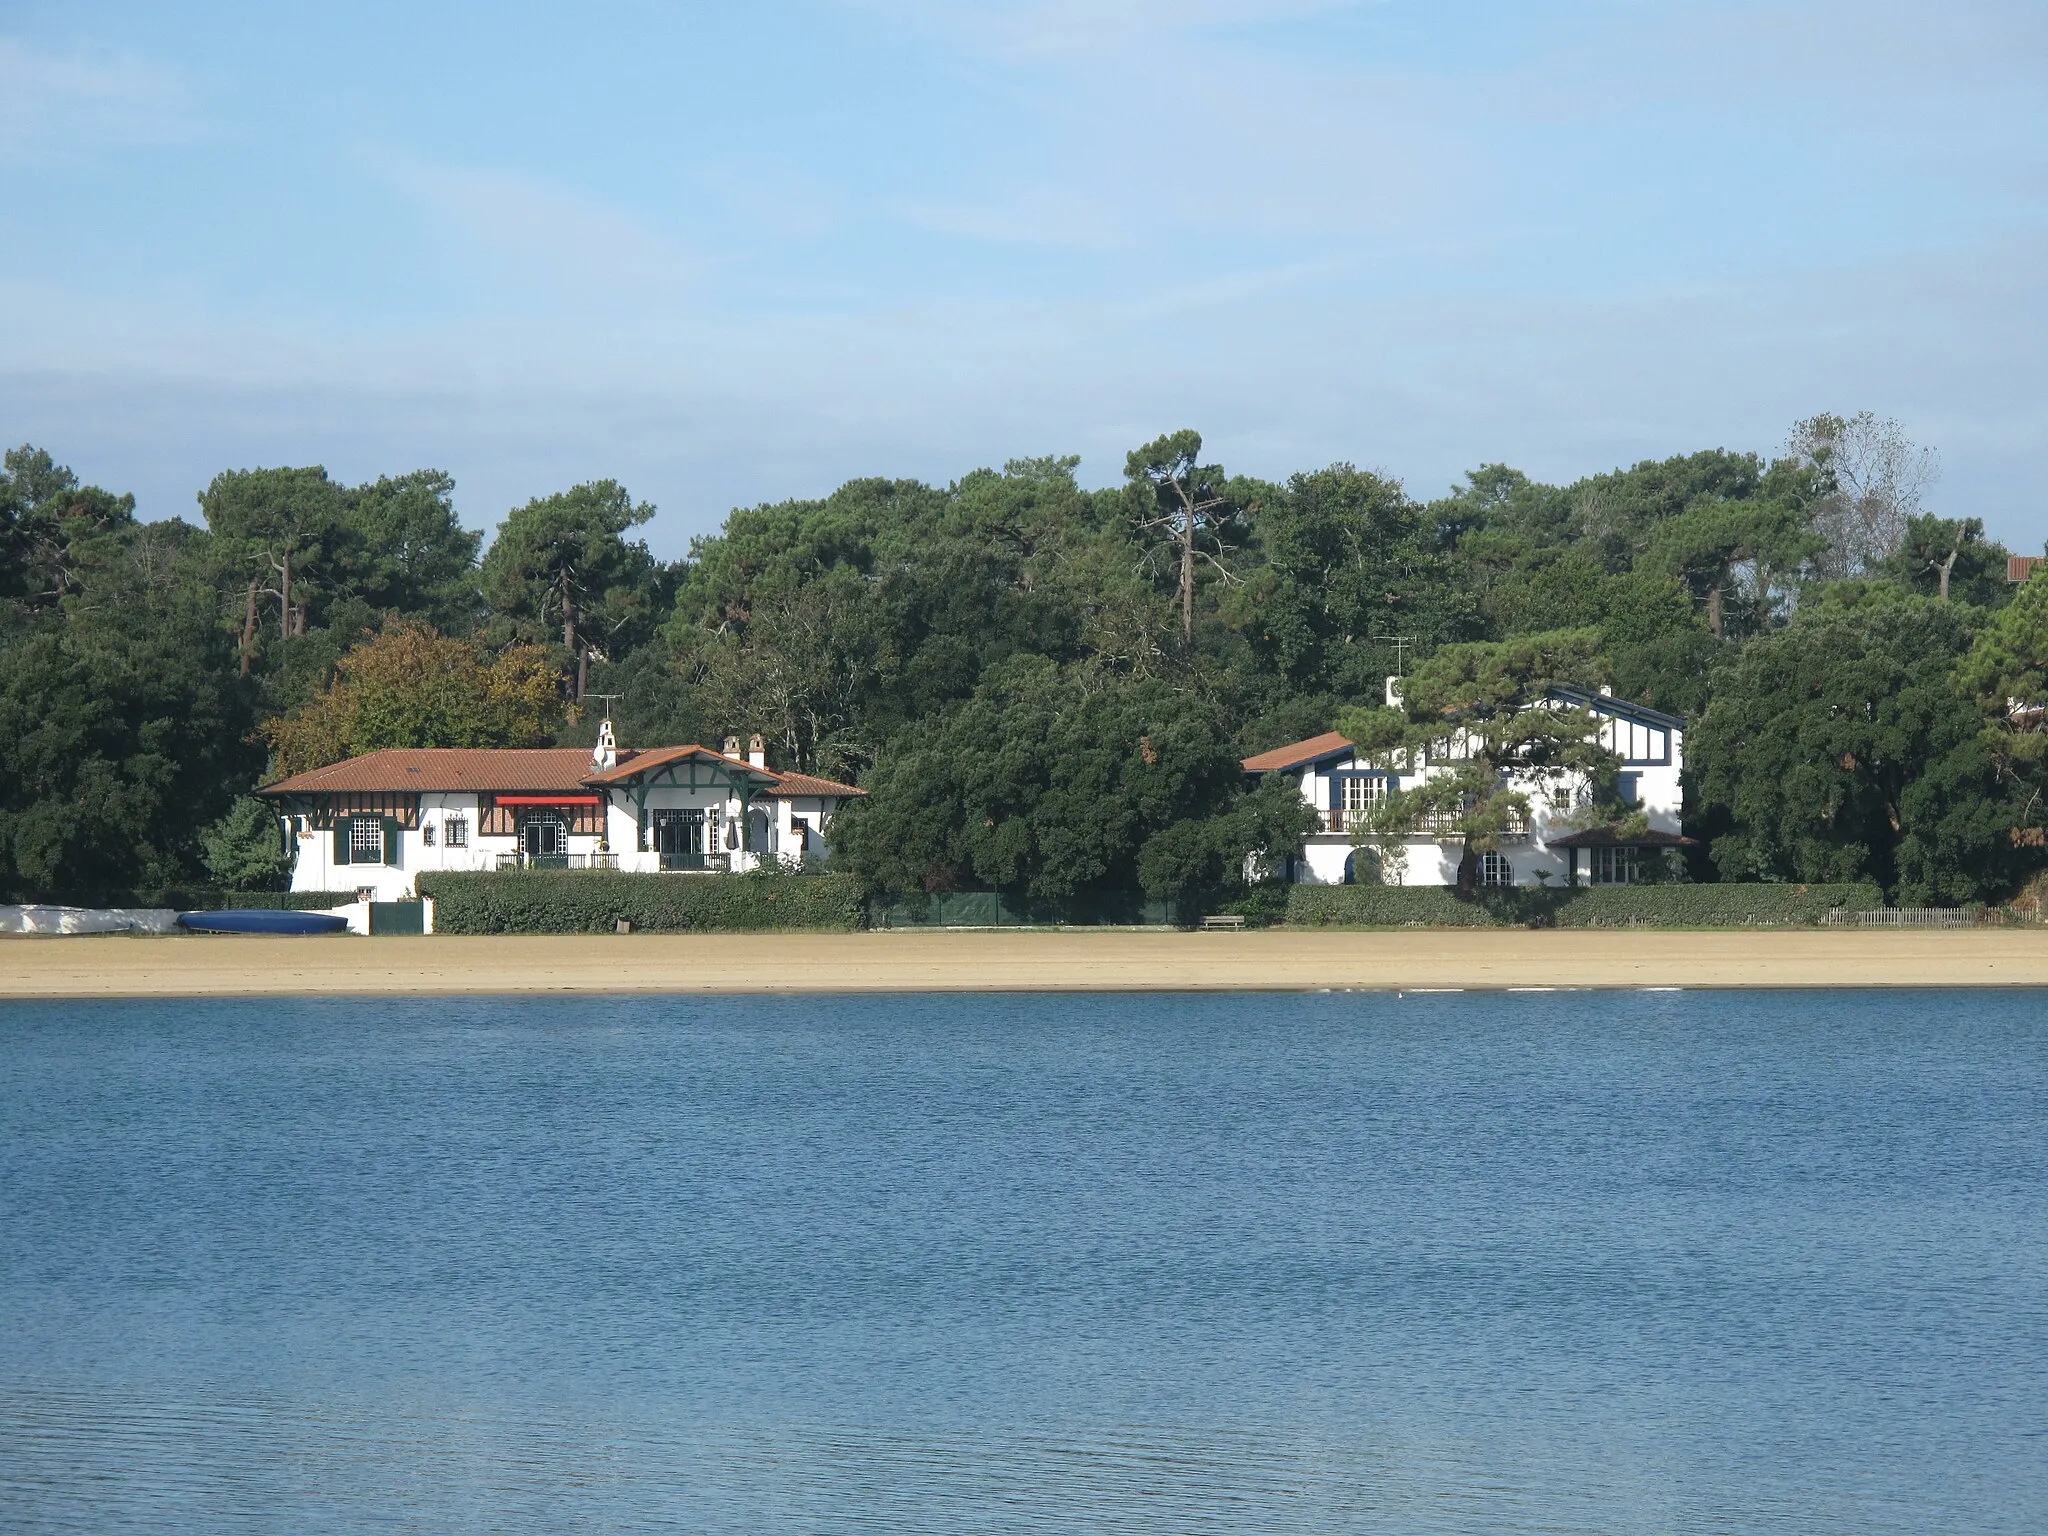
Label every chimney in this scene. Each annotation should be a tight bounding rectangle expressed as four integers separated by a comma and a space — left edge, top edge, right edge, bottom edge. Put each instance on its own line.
1598, 685, 1613, 696
1385, 675, 1404, 709
747, 732, 767, 769
591, 718, 618, 772
722, 734, 741, 759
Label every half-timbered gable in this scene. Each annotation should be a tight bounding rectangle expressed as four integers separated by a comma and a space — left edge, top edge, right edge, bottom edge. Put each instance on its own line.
259, 728, 864, 899
1243, 686, 1688, 888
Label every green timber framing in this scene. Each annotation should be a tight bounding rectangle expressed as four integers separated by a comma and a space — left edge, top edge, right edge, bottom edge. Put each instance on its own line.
265, 792, 419, 868
260, 744, 803, 872
596, 748, 781, 855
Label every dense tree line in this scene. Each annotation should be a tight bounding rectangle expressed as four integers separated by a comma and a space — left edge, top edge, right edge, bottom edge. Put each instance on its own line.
2, 414, 2043, 905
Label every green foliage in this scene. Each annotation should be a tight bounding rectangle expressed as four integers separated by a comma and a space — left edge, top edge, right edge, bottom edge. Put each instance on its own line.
201, 796, 292, 890
1334, 628, 1620, 890
831, 656, 1262, 903
481, 479, 668, 663
1, 444, 139, 612
7, 407, 2032, 910
1286, 882, 1882, 928
1875, 513, 2011, 608
417, 869, 865, 933
1692, 587, 2025, 901
263, 624, 564, 775
1226, 462, 1476, 693
1956, 568, 2048, 784
0, 490, 263, 897
1124, 428, 1249, 645
0, 887, 349, 910
345, 470, 485, 629
870, 889, 1182, 927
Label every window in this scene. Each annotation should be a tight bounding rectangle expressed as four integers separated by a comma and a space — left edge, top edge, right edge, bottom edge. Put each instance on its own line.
1589, 846, 1640, 884
421, 822, 436, 847
1335, 775, 1388, 829
1617, 772, 1641, 807
350, 818, 385, 864
1479, 851, 1513, 886
445, 815, 468, 848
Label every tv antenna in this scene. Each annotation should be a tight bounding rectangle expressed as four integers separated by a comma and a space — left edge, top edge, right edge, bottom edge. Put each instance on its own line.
1373, 635, 1415, 673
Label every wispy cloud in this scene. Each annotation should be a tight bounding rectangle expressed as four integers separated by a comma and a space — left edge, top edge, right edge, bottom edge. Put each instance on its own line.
869, 0, 1370, 58
896, 183, 1136, 248
378, 154, 702, 323
0, 35, 202, 165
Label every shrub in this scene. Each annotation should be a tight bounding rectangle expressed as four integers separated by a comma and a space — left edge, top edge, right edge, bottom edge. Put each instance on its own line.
0, 887, 352, 911
201, 797, 294, 891
416, 869, 866, 933
1286, 882, 1883, 929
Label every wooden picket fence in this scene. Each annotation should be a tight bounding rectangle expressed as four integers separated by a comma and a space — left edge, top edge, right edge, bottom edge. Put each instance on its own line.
1825, 906, 1989, 928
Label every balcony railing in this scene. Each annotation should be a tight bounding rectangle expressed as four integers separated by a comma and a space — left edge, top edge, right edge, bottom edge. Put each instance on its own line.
659, 851, 732, 872
494, 852, 621, 871
1323, 808, 1529, 840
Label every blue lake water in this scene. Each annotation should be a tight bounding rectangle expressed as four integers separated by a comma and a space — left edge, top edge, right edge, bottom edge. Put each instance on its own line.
2, 989, 2044, 1534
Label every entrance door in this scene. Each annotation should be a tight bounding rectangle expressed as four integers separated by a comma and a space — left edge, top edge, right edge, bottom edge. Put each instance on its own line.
523, 812, 568, 867
653, 809, 705, 870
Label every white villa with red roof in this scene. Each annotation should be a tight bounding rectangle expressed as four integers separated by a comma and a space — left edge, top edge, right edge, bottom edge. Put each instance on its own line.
1242, 685, 1688, 888
259, 726, 864, 901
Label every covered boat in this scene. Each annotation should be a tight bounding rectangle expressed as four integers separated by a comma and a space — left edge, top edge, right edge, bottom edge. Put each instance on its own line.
177, 909, 349, 935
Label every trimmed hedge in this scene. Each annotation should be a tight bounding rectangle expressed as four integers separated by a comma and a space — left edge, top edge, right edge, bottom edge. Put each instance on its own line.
0, 888, 351, 911
872, 889, 1184, 928
416, 869, 867, 933
1287, 882, 1884, 929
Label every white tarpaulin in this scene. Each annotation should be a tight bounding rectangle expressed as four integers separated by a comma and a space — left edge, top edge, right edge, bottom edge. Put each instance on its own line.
0, 906, 181, 935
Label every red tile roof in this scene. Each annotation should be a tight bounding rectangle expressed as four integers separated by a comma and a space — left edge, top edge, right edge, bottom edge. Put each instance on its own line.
262, 747, 604, 795
1241, 731, 1354, 773
262, 744, 866, 798
582, 744, 777, 787
766, 771, 865, 798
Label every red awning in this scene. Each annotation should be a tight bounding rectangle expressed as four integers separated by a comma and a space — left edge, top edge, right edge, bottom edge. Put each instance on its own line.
494, 794, 602, 805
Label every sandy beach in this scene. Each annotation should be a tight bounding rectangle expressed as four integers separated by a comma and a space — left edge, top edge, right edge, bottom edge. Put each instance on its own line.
1, 928, 2044, 997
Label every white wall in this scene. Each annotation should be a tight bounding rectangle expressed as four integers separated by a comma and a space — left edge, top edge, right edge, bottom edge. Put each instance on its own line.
1280, 709, 1685, 888
287, 783, 857, 893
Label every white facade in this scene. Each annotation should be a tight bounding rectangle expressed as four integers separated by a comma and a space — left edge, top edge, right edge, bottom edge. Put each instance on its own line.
1251, 686, 1686, 888
269, 732, 859, 900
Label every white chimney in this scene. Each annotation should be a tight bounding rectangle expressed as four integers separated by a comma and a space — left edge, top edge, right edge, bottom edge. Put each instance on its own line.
747, 732, 767, 769
1385, 675, 1404, 709
723, 734, 741, 759
591, 718, 617, 771
1598, 685, 1612, 696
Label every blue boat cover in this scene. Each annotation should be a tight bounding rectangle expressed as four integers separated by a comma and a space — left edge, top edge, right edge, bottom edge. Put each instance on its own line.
177, 910, 350, 935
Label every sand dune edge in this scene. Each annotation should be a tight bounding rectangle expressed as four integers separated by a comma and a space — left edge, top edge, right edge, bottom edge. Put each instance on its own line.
3, 929, 2046, 997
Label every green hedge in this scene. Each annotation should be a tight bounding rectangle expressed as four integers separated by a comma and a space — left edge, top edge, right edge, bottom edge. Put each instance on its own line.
872, 890, 1185, 927
1286, 882, 1884, 929
1, 888, 351, 911
416, 869, 867, 934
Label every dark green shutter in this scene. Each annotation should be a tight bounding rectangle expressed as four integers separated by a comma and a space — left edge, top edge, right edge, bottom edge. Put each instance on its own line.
638, 807, 648, 851
381, 816, 399, 867
334, 816, 353, 865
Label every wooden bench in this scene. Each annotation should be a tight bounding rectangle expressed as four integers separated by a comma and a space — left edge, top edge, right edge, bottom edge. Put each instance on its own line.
1199, 914, 1246, 931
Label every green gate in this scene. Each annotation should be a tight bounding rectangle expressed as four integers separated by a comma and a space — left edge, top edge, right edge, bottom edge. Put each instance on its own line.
369, 900, 426, 935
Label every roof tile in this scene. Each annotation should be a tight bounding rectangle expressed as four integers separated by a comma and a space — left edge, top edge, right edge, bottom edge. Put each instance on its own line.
262, 748, 602, 795
1242, 731, 1354, 773
263, 744, 866, 798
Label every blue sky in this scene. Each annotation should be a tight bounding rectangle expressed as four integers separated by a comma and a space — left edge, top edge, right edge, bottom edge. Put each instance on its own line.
3, 0, 2043, 556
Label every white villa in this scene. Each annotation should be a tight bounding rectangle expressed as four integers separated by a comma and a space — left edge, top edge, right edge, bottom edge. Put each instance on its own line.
1243, 684, 1689, 887
259, 726, 864, 901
